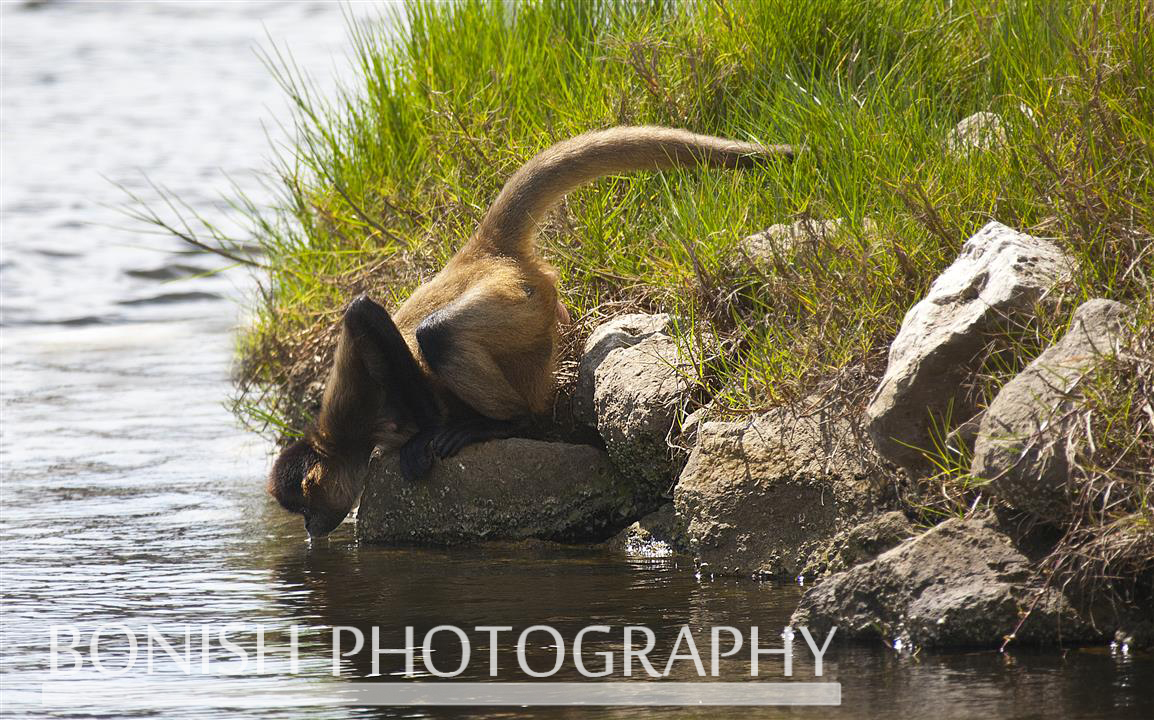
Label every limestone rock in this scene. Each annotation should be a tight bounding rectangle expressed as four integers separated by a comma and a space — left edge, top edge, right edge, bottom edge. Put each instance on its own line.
741, 218, 844, 262
866, 221, 1072, 472
947, 111, 1006, 154
740, 217, 874, 268
806, 511, 916, 577
791, 516, 1099, 648
575, 313, 692, 488
674, 405, 880, 578
972, 299, 1130, 523
605, 503, 688, 557
357, 439, 650, 544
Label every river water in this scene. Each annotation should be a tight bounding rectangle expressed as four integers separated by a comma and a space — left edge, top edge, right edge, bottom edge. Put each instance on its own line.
0, 2, 1150, 718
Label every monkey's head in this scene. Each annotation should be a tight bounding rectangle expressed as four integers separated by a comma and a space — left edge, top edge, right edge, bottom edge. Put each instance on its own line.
267, 293, 437, 536
268, 437, 364, 538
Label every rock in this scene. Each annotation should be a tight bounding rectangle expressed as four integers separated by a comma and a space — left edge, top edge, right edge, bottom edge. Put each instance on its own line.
574, 313, 674, 425
866, 221, 1072, 472
674, 404, 880, 578
972, 299, 1130, 523
574, 313, 692, 488
605, 503, 687, 557
1115, 622, 1154, 652
947, 111, 1006, 154
741, 218, 844, 262
357, 439, 652, 544
740, 218, 875, 267
791, 516, 1099, 648
943, 410, 985, 459
805, 511, 915, 577
614, 502, 688, 550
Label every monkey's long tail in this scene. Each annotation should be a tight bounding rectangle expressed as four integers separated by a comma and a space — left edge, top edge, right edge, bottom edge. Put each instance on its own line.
473, 126, 794, 257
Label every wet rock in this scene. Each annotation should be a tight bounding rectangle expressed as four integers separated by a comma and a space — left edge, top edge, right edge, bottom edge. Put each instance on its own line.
674, 404, 880, 578
574, 313, 692, 488
606, 502, 689, 555
805, 511, 915, 577
972, 299, 1130, 523
1115, 622, 1154, 652
866, 221, 1072, 473
357, 439, 652, 545
947, 111, 1006, 154
791, 515, 1099, 648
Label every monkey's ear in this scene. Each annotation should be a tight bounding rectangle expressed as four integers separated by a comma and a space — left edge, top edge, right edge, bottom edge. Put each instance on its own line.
268, 439, 317, 514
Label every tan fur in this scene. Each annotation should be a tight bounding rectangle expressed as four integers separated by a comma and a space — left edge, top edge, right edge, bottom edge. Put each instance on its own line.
476, 126, 791, 256
272, 126, 792, 535
390, 126, 792, 418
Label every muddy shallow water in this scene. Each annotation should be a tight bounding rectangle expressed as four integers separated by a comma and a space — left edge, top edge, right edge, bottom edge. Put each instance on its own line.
1, 2, 1151, 718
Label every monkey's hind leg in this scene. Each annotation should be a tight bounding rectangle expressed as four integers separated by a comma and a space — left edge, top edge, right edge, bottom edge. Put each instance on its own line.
397, 284, 551, 482
414, 290, 543, 421
397, 417, 526, 482
430, 416, 525, 459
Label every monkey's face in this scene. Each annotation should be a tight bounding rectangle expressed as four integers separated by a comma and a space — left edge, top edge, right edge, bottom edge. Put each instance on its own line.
268, 439, 362, 538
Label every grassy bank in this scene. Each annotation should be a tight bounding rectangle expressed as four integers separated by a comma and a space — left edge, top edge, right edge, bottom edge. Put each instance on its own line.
201, 0, 1151, 432
155, 0, 1150, 582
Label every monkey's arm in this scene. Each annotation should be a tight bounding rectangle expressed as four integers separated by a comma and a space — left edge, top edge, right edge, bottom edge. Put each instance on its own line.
398, 415, 526, 482
341, 295, 440, 430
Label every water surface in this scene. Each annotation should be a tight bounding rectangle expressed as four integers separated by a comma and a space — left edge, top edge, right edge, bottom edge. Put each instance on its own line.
1, 2, 1150, 718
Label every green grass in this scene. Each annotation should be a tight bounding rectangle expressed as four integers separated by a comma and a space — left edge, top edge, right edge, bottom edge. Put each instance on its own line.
153, 0, 1151, 446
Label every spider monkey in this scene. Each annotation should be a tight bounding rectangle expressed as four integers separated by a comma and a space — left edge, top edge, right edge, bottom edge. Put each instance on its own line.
269, 126, 795, 536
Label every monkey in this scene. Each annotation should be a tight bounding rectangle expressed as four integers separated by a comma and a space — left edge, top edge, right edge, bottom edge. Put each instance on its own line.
269, 126, 795, 537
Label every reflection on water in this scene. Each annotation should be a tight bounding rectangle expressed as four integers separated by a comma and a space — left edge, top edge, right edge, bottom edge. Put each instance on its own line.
0, 2, 1151, 718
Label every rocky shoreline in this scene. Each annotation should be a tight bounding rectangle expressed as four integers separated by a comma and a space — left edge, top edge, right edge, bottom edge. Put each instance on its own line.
356, 117, 1150, 652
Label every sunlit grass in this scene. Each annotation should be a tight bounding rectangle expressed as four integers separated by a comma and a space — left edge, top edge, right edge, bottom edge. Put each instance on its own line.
133, 0, 1154, 614
156, 0, 1150, 462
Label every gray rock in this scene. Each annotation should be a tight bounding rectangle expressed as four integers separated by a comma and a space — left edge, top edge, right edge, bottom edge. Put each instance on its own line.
972, 299, 1130, 523
866, 221, 1072, 472
805, 511, 915, 577
675, 405, 880, 578
740, 218, 875, 268
574, 313, 691, 488
791, 516, 1099, 648
356, 439, 648, 544
605, 503, 688, 557
741, 218, 844, 262
947, 111, 1006, 154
